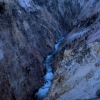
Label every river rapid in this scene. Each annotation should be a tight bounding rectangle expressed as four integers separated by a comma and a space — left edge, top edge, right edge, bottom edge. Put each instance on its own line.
35, 37, 64, 100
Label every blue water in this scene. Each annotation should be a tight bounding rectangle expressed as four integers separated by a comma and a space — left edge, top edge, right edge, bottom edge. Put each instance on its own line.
35, 37, 64, 100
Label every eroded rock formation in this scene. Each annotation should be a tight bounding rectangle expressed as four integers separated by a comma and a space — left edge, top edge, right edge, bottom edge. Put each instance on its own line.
47, 4, 100, 99
0, 0, 62, 100
0, 0, 100, 100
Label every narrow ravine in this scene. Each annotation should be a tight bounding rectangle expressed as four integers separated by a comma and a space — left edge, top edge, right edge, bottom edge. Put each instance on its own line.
35, 37, 64, 100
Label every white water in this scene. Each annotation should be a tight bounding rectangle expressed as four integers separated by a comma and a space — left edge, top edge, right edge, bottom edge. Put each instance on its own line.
35, 37, 64, 100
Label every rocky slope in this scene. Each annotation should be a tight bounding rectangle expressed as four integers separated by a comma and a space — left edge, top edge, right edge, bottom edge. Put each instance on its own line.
48, 42, 100, 100
0, 0, 100, 100
47, 34, 100, 99
0, 0, 63, 100
46, 1, 100, 99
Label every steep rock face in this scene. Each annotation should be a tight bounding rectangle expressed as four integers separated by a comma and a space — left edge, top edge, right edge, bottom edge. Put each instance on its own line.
0, 0, 100, 100
48, 42, 100, 100
47, 4, 100, 99
0, 0, 63, 100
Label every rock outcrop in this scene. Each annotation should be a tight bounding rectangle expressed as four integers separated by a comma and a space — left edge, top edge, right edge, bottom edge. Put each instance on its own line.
48, 42, 100, 100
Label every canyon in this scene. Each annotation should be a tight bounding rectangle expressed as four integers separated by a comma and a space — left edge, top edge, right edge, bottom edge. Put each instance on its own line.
0, 0, 100, 100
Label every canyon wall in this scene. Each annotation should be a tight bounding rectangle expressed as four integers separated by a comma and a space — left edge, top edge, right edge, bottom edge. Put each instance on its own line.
0, 0, 62, 100
47, 1, 100, 99
0, 0, 100, 100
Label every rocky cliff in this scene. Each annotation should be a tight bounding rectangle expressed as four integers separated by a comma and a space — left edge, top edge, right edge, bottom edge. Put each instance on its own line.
0, 0, 63, 100
46, 0, 100, 99
0, 0, 100, 100
48, 37, 100, 100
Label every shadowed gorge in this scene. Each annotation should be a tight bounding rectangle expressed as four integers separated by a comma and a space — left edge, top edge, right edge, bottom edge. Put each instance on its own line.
0, 0, 100, 100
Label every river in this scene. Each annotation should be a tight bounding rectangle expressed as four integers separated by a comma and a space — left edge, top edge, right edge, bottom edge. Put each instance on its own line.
35, 37, 64, 100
